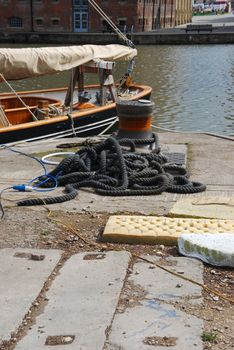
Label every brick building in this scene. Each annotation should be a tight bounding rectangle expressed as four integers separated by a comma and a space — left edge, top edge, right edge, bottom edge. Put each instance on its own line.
0, 0, 72, 32
0, 0, 191, 33
89, 0, 176, 32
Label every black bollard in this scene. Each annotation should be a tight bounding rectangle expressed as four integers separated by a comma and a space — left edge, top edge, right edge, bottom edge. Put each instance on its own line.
116, 99, 155, 148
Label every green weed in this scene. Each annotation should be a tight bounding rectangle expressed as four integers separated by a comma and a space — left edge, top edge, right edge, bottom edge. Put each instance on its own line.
201, 331, 217, 342
41, 229, 51, 236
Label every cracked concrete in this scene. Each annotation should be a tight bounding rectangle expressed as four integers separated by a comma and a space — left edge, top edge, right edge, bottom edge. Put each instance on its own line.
0, 248, 62, 342
0, 133, 233, 349
0, 250, 204, 350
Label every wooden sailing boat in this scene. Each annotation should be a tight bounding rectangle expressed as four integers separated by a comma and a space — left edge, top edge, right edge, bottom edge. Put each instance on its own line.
0, 44, 151, 144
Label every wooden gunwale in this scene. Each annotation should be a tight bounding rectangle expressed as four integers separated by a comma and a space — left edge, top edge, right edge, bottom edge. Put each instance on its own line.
0, 84, 152, 135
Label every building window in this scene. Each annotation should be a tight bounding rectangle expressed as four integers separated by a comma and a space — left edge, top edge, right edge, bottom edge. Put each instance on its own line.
118, 17, 127, 26
74, 0, 88, 5
8, 16, 23, 28
36, 17, 44, 26
138, 17, 143, 25
138, 17, 148, 25
117, 17, 127, 31
102, 20, 113, 32
51, 17, 60, 25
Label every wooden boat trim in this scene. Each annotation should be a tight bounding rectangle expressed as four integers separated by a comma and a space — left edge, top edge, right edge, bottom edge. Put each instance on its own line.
0, 84, 152, 135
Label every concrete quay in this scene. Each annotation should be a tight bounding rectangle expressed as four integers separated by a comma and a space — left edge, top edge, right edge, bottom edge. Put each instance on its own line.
0, 132, 233, 215
1, 28, 233, 46
0, 132, 233, 349
0, 14, 234, 45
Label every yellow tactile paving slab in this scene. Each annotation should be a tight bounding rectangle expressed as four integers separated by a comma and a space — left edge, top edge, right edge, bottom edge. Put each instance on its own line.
102, 215, 234, 245
169, 197, 234, 220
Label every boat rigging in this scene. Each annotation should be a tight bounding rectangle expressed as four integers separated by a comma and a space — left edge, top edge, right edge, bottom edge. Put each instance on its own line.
0, 44, 151, 144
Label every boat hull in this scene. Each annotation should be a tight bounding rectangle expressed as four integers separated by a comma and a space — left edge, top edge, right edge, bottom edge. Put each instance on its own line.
0, 85, 152, 144
0, 107, 119, 144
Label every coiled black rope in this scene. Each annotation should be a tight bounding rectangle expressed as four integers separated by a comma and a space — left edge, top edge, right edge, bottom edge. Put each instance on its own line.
17, 184, 78, 206
16, 134, 206, 206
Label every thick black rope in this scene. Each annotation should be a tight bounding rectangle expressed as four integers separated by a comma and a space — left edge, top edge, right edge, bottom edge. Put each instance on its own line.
17, 134, 206, 206
17, 184, 78, 206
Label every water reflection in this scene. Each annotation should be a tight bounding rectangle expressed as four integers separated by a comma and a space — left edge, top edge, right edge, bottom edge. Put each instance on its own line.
0, 44, 233, 135
134, 45, 234, 136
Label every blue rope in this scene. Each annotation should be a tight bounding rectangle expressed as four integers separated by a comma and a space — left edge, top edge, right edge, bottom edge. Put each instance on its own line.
0, 144, 58, 218
0, 144, 47, 174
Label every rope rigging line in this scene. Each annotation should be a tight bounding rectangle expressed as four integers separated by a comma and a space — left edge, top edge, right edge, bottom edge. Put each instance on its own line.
0, 73, 38, 121
88, 0, 135, 48
0, 144, 58, 218
151, 124, 234, 142
15, 134, 206, 207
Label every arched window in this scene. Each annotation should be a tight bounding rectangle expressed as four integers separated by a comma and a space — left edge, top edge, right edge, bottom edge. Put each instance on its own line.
8, 17, 23, 28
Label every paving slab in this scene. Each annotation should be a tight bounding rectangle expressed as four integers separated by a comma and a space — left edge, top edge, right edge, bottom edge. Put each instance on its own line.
102, 215, 234, 245
15, 251, 130, 350
169, 196, 234, 220
0, 248, 62, 342
130, 256, 203, 303
185, 141, 234, 186
107, 256, 204, 350
107, 301, 203, 350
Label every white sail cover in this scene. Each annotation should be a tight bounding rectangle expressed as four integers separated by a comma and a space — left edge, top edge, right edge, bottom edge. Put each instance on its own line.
0, 44, 137, 80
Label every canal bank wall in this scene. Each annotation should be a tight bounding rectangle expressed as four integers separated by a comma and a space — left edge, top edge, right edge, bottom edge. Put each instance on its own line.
0, 30, 234, 45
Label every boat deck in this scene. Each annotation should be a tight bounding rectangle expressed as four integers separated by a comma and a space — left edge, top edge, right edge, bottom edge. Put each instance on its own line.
1, 86, 142, 108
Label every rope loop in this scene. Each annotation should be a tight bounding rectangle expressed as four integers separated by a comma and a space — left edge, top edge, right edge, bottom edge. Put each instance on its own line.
17, 135, 206, 206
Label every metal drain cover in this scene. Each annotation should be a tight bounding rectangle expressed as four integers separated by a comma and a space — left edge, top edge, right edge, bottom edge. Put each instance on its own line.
164, 152, 186, 165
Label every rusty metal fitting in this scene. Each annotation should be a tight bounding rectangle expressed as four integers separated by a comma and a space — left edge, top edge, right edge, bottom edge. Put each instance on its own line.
116, 99, 155, 140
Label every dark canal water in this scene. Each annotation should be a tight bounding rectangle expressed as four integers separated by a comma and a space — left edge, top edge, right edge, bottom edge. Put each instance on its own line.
1, 44, 234, 136
136, 45, 234, 137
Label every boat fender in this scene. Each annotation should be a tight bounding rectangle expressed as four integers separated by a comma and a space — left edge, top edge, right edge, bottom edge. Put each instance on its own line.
73, 102, 96, 110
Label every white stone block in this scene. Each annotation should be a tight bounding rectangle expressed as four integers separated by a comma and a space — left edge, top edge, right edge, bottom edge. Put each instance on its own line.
178, 233, 234, 267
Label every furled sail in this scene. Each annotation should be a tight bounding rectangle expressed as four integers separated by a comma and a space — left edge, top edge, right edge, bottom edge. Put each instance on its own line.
0, 44, 137, 80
